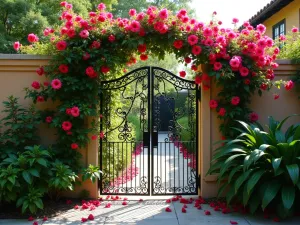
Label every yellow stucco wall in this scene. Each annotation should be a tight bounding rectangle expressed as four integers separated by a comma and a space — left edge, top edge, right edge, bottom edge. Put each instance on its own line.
263, 1, 300, 38
201, 60, 300, 197
1, 55, 300, 198
0, 55, 99, 198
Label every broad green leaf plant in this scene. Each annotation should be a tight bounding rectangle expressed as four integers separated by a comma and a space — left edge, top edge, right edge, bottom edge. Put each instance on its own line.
208, 115, 300, 218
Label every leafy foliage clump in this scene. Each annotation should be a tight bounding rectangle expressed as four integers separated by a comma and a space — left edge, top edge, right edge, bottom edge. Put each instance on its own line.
208, 115, 300, 218
0, 97, 101, 214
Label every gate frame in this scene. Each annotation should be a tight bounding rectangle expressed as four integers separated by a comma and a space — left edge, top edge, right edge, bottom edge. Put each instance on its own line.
98, 66, 201, 196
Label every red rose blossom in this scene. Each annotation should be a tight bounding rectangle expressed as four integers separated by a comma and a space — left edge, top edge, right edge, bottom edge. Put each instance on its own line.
71, 143, 78, 149
173, 40, 183, 49
231, 96, 240, 106
285, 80, 294, 91
138, 44, 147, 53
45, 116, 52, 123
59, 64, 69, 74
179, 71, 186, 78
37, 96, 44, 102
249, 112, 259, 122
184, 57, 192, 64
36, 67, 44, 76
209, 100, 218, 109
101, 65, 110, 74
140, 54, 148, 61
218, 108, 226, 116
56, 40, 67, 51
86, 66, 96, 78
31, 81, 40, 90
274, 94, 280, 100
88, 214, 94, 220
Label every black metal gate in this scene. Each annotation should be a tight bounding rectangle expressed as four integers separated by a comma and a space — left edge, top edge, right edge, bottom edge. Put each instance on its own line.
99, 67, 200, 195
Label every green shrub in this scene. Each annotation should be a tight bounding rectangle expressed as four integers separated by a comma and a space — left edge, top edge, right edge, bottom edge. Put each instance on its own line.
0, 145, 78, 214
0, 96, 41, 158
0, 97, 100, 214
208, 115, 300, 218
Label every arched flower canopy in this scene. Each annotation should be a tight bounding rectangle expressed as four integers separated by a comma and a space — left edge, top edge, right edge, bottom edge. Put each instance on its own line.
19, 2, 287, 165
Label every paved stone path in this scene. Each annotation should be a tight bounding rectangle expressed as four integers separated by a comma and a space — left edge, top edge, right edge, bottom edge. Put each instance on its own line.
1, 197, 300, 225
119, 132, 195, 194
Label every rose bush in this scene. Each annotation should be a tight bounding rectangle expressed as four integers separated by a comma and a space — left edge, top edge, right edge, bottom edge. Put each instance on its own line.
15, 2, 293, 168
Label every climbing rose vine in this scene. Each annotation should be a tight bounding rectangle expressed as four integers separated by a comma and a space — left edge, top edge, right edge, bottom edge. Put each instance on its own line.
17, 1, 291, 165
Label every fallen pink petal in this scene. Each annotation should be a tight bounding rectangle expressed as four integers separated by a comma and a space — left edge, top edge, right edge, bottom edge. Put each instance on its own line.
88, 214, 94, 220
165, 207, 172, 212
230, 220, 238, 224
205, 210, 211, 215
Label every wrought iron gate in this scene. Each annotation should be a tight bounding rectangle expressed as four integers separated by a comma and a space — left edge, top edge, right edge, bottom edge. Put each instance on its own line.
99, 67, 200, 195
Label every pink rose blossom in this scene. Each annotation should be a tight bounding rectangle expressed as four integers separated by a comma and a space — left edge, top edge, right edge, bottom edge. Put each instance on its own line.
213, 62, 222, 71
279, 35, 286, 41
243, 21, 250, 27
79, 30, 89, 38
71, 106, 80, 117
159, 9, 168, 19
192, 45, 202, 55
60, 1, 67, 7
130, 21, 141, 32
232, 18, 239, 24
292, 27, 299, 33
203, 27, 213, 37
187, 35, 198, 45
229, 56, 241, 68
256, 24, 266, 34
98, 3, 106, 11
129, 9, 137, 17
51, 79, 62, 90
239, 67, 249, 77
27, 33, 38, 43
62, 121, 72, 131
13, 42, 20, 51
56, 40, 67, 51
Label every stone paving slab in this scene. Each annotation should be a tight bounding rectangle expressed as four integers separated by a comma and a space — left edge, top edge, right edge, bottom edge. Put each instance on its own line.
1, 199, 300, 225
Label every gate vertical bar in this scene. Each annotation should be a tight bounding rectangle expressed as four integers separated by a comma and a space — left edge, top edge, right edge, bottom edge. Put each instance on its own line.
99, 87, 104, 194
148, 67, 152, 195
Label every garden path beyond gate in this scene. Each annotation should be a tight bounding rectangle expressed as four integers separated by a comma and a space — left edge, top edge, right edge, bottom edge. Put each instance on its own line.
99, 67, 200, 195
